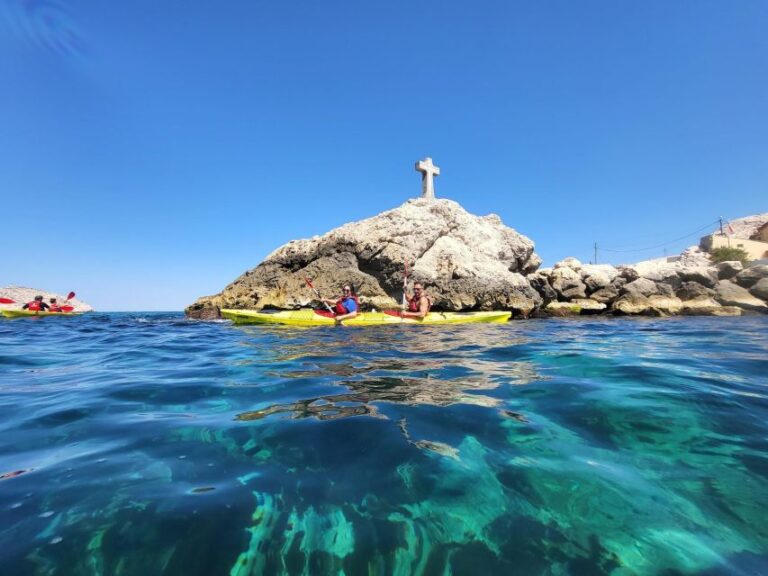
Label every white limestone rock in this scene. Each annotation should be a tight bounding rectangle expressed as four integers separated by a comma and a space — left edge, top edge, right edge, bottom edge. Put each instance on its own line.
554, 257, 582, 271
715, 213, 768, 239
0, 286, 93, 312
580, 264, 618, 293
186, 198, 542, 316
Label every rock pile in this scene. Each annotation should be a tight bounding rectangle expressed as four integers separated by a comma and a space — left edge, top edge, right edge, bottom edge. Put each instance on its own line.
530, 248, 768, 317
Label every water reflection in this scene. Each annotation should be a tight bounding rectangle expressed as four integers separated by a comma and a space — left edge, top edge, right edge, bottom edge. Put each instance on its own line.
235, 325, 541, 423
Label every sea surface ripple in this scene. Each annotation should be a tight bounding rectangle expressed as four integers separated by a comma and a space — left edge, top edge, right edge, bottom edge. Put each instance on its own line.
1, 313, 767, 575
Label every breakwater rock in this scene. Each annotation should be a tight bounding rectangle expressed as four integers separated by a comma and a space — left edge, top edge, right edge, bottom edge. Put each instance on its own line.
0, 286, 93, 312
186, 199, 542, 319
531, 249, 768, 317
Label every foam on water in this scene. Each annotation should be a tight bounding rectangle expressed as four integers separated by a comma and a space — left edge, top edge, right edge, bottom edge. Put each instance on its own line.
0, 313, 767, 574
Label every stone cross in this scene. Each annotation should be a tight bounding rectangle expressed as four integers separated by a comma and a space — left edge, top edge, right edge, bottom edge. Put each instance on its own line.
415, 157, 440, 199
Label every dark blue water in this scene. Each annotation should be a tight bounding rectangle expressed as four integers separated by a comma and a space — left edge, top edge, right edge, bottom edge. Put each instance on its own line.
1, 313, 767, 575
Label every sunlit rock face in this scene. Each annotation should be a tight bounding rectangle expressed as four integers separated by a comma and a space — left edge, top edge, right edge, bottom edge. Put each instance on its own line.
186, 198, 542, 318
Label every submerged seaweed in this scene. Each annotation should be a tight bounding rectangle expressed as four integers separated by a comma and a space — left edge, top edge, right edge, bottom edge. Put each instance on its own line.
0, 314, 767, 574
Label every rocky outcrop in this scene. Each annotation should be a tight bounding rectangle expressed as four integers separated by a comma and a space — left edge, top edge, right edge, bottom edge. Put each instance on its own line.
720, 213, 768, 240
530, 247, 768, 318
0, 286, 93, 312
714, 280, 768, 313
186, 199, 542, 318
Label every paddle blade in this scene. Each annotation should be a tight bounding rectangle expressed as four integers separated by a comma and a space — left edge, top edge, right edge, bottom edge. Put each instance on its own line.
303, 277, 313, 289
60, 306, 75, 312
0, 297, 14, 304
67, 291, 76, 300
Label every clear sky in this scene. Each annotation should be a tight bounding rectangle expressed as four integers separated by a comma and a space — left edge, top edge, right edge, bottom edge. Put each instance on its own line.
1, 1, 766, 311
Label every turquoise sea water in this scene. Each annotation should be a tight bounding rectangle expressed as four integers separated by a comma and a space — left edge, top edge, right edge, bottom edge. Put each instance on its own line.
1, 313, 767, 575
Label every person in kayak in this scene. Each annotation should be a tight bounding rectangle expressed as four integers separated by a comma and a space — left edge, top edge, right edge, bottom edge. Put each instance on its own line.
402, 282, 431, 319
22, 295, 50, 312
48, 298, 63, 312
322, 284, 359, 324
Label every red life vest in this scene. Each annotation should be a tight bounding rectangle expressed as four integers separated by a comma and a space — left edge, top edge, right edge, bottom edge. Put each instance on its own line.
50, 305, 63, 312
27, 301, 42, 311
335, 295, 360, 315
408, 294, 431, 313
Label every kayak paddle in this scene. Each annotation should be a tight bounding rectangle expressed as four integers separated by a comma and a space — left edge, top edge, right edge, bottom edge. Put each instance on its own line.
0, 298, 14, 304
57, 291, 76, 312
304, 277, 336, 315
401, 261, 409, 312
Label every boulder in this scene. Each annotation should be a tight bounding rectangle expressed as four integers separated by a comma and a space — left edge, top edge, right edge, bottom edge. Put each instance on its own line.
680, 297, 724, 316
676, 282, 714, 301
618, 266, 640, 283
550, 266, 587, 300
528, 271, 557, 305
554, 257, 582, 271
590, 286, 619, 304
546, 299, 606, 317
734, 265, 768, 289
612, 294, 653, 315
714, 280, 768, 313
647, 295, 684, 316
631, 261, 680, 286
185, 198, 542, 317
581, 264, 618, 293
749, 278, 768, 301
621, 278, 659, 298
655, 283, 675, 298
716, 261, 743, 280
677, 267, 718, 288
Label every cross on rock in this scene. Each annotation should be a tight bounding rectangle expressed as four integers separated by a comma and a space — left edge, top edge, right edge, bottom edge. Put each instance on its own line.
415, 157, 440, 200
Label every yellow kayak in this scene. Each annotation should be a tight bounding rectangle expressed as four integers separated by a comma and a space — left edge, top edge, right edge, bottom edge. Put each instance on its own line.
1, 309, 82, 319
221, 308, 511, 326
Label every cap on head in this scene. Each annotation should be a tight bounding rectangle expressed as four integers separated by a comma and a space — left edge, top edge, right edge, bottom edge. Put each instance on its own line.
35, 295, 43, 301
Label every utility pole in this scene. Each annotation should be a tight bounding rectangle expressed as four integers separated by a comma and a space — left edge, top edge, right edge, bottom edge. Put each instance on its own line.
593, 242, 598, 265
719, 217, 725, 236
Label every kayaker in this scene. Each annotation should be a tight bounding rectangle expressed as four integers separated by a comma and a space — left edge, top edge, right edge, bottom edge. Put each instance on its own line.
22, 295, 50, 312
49, 298, 63, 312
322, 284, 359, 324
402, 282, 431, 319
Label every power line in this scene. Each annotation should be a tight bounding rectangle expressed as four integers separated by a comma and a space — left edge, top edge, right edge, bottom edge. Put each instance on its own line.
599, 219, 720, 254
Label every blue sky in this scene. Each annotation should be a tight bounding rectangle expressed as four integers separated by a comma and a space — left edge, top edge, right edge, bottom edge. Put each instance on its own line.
1, 0, 766, 311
